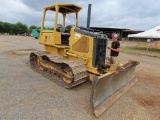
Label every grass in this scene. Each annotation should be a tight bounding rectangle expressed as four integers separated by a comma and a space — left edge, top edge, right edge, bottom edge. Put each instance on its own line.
121, 46, 160, 57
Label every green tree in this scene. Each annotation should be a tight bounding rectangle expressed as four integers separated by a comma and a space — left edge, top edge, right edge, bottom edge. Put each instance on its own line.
0, 21, 39, 35
15, 22, 28, 34
2, 22, 15, 34
65, 25, 72, 30
0, 21, 4, 33
29, 25, 37, 33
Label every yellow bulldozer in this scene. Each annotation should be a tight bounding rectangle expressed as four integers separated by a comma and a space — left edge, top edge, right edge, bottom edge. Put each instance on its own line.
29, 3, 139, 117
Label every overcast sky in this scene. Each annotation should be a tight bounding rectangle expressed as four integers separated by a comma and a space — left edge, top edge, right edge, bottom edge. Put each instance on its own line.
0, 0, 160, 31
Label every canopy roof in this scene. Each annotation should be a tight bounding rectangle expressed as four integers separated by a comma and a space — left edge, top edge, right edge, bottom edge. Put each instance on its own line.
128, 26, 160, 38
44, 3, 82, 14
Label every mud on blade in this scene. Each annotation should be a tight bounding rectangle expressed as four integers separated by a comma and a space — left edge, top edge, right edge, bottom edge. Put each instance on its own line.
91, 61, 139, 117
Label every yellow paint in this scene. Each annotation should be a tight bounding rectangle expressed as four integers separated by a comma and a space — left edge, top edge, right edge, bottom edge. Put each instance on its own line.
38, 3, 117, 75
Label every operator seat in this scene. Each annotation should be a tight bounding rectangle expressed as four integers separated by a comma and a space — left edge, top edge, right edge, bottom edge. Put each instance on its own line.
56, 24, 65, 33
56, 24, 70, 45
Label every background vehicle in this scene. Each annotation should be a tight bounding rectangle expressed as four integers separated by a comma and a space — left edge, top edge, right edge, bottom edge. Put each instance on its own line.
31, 28, 40, 39
29, 3, 139, 117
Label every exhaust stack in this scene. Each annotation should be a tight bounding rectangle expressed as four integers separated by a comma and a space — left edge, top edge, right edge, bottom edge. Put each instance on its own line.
86, 4, 92, 28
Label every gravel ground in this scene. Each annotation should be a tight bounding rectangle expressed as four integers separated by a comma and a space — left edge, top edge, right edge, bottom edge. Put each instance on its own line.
0, 36, 160, 120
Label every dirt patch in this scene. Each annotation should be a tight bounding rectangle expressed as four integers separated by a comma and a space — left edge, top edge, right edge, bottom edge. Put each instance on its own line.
4, 49, 37, 56
139, 77, 160, 86
130, 93, 160, 118
132, 94, 160, 107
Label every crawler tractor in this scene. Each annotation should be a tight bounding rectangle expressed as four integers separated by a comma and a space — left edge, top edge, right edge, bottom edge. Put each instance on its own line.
29, 3, 139, 117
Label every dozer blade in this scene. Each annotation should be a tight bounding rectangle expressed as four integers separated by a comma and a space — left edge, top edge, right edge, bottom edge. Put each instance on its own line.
91, 61, 139, 117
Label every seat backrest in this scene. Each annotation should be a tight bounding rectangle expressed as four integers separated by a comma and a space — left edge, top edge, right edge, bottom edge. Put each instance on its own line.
57, 24, 65, 33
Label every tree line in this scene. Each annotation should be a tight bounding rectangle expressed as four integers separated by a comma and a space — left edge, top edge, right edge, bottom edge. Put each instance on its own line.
0, 21, 38, 35
0, 21, 73, 35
